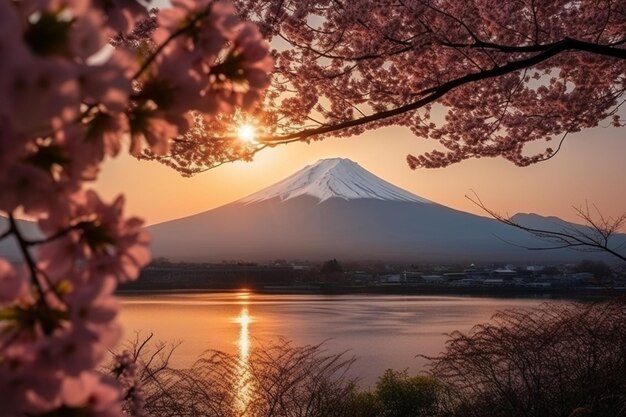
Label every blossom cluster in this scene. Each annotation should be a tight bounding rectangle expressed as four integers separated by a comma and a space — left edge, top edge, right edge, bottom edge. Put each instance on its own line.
194, 0, 625, 172
0, 0, 272, 415
111, 351, 146, 417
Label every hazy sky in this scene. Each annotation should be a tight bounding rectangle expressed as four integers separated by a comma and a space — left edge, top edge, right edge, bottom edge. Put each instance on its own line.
94, 121, 626, 226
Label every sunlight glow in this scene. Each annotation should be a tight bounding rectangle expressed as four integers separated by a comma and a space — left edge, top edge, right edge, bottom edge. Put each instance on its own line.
234, 301, 254, 415
237, 124, 257, 144
236, 308, 252, 330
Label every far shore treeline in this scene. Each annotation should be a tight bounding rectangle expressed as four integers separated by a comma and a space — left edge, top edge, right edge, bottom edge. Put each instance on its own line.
119, 258, 626, 299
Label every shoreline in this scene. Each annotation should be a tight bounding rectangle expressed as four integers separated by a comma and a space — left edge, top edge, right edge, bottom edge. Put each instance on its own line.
116, 284, 624, 300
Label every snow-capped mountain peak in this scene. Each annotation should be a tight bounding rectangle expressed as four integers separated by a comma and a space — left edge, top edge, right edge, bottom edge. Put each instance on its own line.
239, 158, 431, 204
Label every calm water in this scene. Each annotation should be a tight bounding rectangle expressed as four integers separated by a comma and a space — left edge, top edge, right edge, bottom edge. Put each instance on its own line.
119, 292, 563, 386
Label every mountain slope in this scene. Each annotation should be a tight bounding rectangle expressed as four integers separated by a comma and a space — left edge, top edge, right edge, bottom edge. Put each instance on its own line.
147, 159, 622, 263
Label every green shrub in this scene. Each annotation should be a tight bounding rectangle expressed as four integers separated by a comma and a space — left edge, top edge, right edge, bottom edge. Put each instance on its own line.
345, 370, 441, 417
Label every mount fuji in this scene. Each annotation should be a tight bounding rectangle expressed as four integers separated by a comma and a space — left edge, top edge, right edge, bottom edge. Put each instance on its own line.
240, 158, 431, 204
147, 158, 622, 263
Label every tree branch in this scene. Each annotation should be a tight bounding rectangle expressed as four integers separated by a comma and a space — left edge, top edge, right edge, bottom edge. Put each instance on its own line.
466, 192, 626, 263
8, 214, 46, 301
258, 38, 626, 145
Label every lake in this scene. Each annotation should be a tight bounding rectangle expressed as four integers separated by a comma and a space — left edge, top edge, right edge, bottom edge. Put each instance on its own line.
119, 292, 565, 386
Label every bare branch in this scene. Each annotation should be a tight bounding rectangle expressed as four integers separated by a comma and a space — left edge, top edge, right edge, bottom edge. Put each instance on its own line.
467, 192, 626, 262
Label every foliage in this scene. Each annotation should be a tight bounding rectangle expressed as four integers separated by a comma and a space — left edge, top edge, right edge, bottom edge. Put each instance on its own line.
541, 266, 561, 276
321, 258, 343, 274
574, 260, 613, 278
0, 0, 272, 415
348, 370, 441, 417
427, 300, 626, 417
142, 0, 626, 173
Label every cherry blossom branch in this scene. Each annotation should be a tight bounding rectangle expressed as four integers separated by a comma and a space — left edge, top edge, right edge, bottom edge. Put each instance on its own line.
533, 130, 571, 163
8, 214, 46, 301
23, 222, 86, 247
3, 220, 73, 309
75, 6, 206, 122
278, 32, 414, 61
258, 38, 626, 145
439, 36, 626, 54
0, 1, 274, 414
131, 10, 210, 80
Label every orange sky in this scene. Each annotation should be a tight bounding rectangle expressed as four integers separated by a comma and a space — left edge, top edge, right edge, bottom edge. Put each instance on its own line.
93, 122, 626, 227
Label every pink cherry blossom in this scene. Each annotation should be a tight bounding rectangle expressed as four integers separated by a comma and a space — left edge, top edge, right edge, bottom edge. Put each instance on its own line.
0, 160, 70, 215
80, 48, 137, 113
0, 1, 272, 415
38, 190, 151, 282
69, 11, 109, 59
153, 0, 215, 47
57, 372, 123, 417
128, 105, 192, 156
84, 111, 129, 160
0, 259, 28, 305
112, 350, 147, 417
137, 0, 621, 173
1, 53, 81, 136
93, 0, 148, 34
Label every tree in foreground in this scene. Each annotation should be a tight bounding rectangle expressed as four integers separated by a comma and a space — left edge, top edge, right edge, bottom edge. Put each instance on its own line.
0, 0, 272, 415
427, 301, 626, 417
136, 0, 626, 174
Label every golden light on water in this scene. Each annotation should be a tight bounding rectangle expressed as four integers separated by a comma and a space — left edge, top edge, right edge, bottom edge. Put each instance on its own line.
237, 291, 251, 301
234, 294, 254, 415
237, 124, 257, 144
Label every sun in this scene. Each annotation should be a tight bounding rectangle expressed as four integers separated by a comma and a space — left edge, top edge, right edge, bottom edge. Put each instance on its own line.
237, 124, 257, 144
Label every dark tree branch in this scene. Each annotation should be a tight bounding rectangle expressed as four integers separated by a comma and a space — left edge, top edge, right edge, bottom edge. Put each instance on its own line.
257, 38, 626, 145
131, 10, 210, 81
8, 214, 46, 301
466, 192, 626, 263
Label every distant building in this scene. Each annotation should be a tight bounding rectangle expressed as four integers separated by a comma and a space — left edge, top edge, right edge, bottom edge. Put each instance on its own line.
483, 278, 504, 286
526, 265, 545, 272
421, 275, 447, 283
525, 282, 552, 288
381, 274, 403, 283
492, 269, 517, 279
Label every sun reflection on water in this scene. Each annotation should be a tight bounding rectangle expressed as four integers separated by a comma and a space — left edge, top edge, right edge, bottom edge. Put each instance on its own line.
234, 293, 254, 415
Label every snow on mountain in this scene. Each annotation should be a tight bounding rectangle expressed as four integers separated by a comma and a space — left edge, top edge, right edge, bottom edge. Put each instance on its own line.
239, 158, 432, 204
